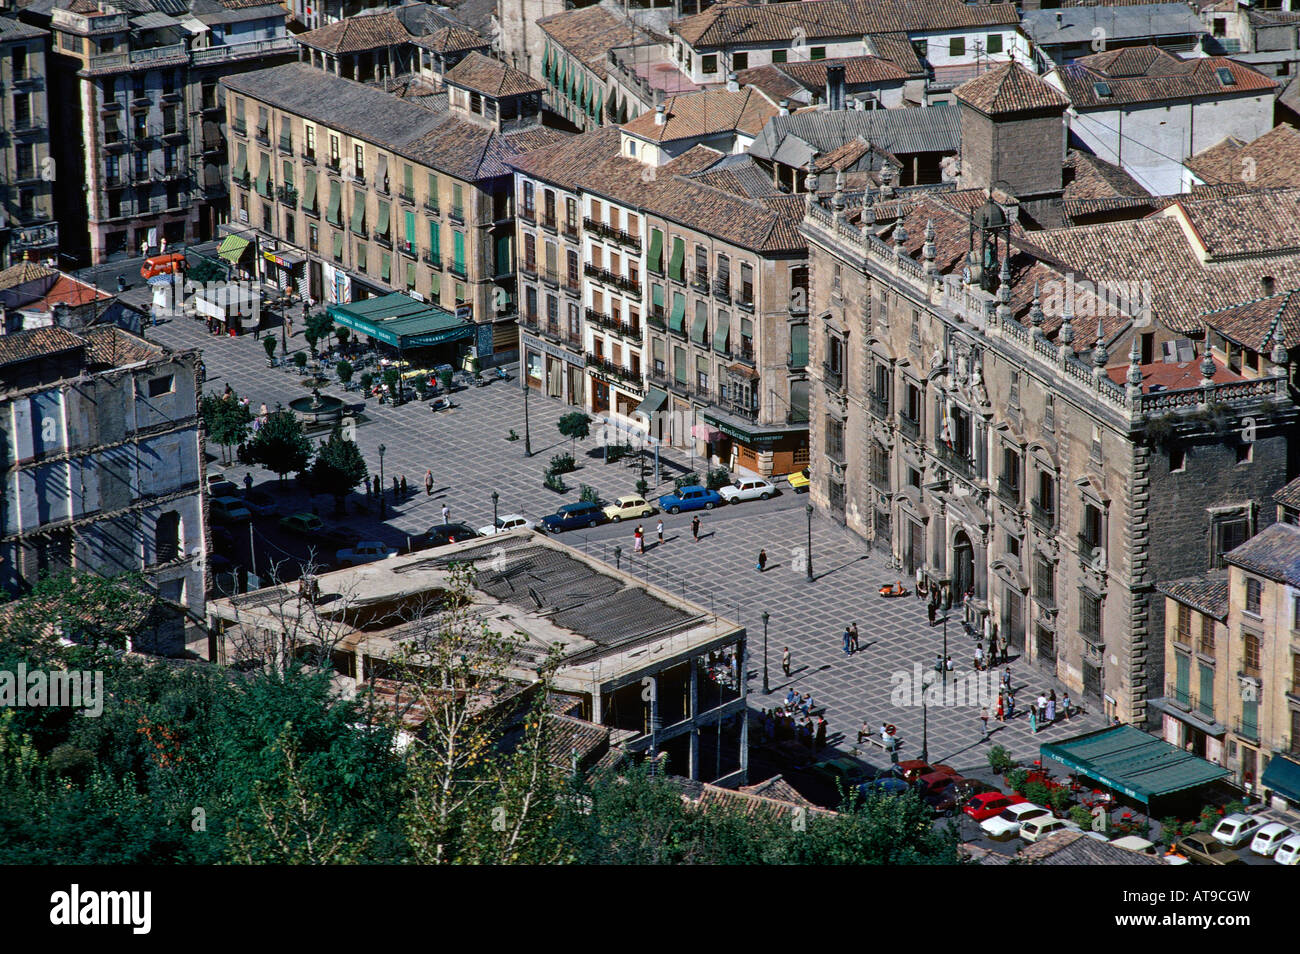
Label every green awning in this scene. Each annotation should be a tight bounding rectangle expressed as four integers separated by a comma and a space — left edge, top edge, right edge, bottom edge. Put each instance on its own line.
350, 188, 366, 233
635, 387, 668, 417
594, 86, 603, 120
669, 292, 685, 333
331, 231, 343, 260
255, 153, 270, 196
651, 283, 664, 309
1039, 725, 1231, 805
691, 313, 707, 344
327, 292, 474, 349
543, 45, 551, 82
217, 234, 249, 264
232, 143, 247, 181
326, 180, 342, 226
712, 319, 730, 352
302, 169, 318, 211
668, 237, 684, 281
381, 252, 392, 283
377, 201, 390, 240
1262, 754, 1300, 803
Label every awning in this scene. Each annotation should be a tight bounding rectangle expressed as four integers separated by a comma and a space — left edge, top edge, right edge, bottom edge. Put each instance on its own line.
350, 189, 366, 233
376, 201, 390, 241
648, 229, 663, 272
255, 153, 270, 196
1262, 754, 1300, 804
1039, 725, 1231, 805
406, 261, 417, 289
381, 252, 392, 283
217, 234, 250, 264
691, 312, 707, 344
669, 292, 685, 333
331, 231, 343, 260
327, 291, 474, 349
669, 237, 684, 281
376, 153, 388, 191
356, 243, 367, 271
326, 180, 342, 226
232, 143, 247, 181
302, 169, 318, 212
712, 320, 730, 352
635, 387, 668, 417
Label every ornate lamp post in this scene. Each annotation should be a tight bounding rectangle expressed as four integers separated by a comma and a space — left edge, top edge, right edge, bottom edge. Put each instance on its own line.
805, 504, 814, 582
762, 610, 771, 694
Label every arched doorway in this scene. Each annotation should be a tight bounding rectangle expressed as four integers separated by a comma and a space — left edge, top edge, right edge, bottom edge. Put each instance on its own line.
953, 531, 974, 603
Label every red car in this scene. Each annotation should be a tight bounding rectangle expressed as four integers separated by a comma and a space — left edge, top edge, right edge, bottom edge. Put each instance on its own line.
964, 792, 1027, 822
897, 760, 958, 784
915, 771, 969, 797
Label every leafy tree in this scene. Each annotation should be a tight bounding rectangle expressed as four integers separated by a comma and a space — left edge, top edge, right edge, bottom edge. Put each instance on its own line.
382, 367, 401, 399
248, 410, 313, 483
305, 311, 334, 357
360, 372, 374, 393
293, 351, 308, 371
336, 359, 353, 385
336, 326, 351, 349
201, 389, 252, 464
557, 411, 590, 455
262, 336, 278, 366
308, 425, 367, 514
186, 258, 225, 285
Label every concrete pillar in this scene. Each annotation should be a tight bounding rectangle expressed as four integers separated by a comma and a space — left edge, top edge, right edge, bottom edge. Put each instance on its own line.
689, 659, 699, 778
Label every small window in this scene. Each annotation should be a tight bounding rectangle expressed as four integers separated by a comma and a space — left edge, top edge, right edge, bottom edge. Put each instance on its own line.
1236, 442, 1252, 464
148, 374, 175, 397
1293, 594, 1300, 631
772, 49, 787, 64
1245, 578, 1262, 616
1169, 447, 1185, 472
701, 54, 718, 74
949, 37, 965, 57
732, 52, 748, 71
986, 33, 1003, 55
1217, 66, 1236, 86
1094, 81, 1112, 98
810, 47, 826, 60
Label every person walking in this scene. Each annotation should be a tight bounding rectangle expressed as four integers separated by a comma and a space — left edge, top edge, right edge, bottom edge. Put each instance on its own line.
980, 707, 990, 740
996, 692, 1005, 723
915, 568, 924, 600
656, 519, 664, 546
1001, 668, 1012, 694
849, 621, 859, 654
756, 548, 768, 572
1062, 691, 1072, 721
1006, 690, 1015, 720
815, 716, 827, 750
424, 470, 433, 496
842, 625, 852, 656
927, 598, 937, 627
974, 643, 985, 671
634, 525, 644, 554
244, 473, 253, 492
691, 514, 701, 542
1037, 692, 1047, 718
1028, 706, 1038, 735
1045, 690, 1056, 724
400, 475, 407, 496
782, 646, 791, 678
441, 503, 450, 525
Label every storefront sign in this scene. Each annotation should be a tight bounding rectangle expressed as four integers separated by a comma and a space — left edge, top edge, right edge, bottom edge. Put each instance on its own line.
521, 331, 585, 368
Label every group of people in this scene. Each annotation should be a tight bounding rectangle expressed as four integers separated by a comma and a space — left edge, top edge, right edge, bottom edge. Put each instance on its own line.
762, 688, 827, 750
978, 671, 1072, 737
840, 622, 860, 656
631, 520, 667, 554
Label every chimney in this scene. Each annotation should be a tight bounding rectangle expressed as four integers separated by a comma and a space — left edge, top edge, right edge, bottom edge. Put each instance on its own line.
1055, 11, 1063, 26
825, 63, 846, 111
654, 103, 665, 126
1262, 275, 1276, 297
779, 98, 789, 116
726, 71, 738, 92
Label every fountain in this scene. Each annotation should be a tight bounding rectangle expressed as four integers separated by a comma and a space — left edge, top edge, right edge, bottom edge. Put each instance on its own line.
289, 386, 344, 425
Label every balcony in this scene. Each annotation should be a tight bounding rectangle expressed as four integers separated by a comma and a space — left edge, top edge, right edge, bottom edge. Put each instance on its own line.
11, 70, 42, 88
375, 233, 393, 250
585, 352, 640, 386
1165, 679, 1193, 710
399, 240, 417, 259
278, 137, 293, 156
540, 214, 558, 232
1077, 534, 1103, 562
935, 443, 973, 481
518, 207, 534, 224
583, 263, 641, 298
231, 119, 247, 137
326, 158, 342, 174
868, 392, 890, 420
648, 308, 666, 330
425, 198, 441, 214
735, 341, 755, 365
649, 368, 691, 399
520, 312, 540, 332
448, 262, 467, 279
1030, 500, 1056, 531
869, 469, 889, 492
399, 188, 415, 205
562, 221, 580, 241
690, 271, 710, 294
787, 349, 808, 370
449, 206, 465, 224
1233, 718, 1261, 743
898, 415, 920, 441
736, 294, 755, 313
423, 252, 441, 268
821, 362, 844, 392
541, 268, 559, 287
583, 217, 640, 251
276, 184, 298, 207
713, 277, 731, 303
255, 126, 270, 146
995, 477, 1021, 506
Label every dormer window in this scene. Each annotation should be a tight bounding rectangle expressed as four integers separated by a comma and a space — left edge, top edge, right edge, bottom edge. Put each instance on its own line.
1216, 67, 1235, 86
1094, 81, 1111, 98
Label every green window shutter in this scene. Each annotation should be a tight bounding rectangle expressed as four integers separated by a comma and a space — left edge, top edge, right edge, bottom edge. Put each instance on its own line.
648, 228, 664, 273
282, 159, 294, 189
255, 152, 271, 196
350, 188, 366, 232
651, 283, 664, 309
381, 252, 392, 283
789, 323, 808, 367
303, 169, 318, 211
594, 87, 603, 121
673, 345, 686, 383
406, 261, 416, 289
453, 230, 465, 271
543, 45, 551, 82
331, 231, 343, 260
669, 291, 685, 333
326, 180, 342, 226
356, 242, 367, 270
712, 317, 730, 352
1175, 653, 1189, 698
668, 237, 684, 281
453, 183, 463, 216
403, 163, 413, 194
232, 143, 247, 180
741, 316, 753, 338
429, 220, 441, 259
431, 271, 441, 297
377, 201, 391, 237
691, 303, 708, 344
427, 173, 438, 209
404, 209, 416, 244
496, 234, 511, 276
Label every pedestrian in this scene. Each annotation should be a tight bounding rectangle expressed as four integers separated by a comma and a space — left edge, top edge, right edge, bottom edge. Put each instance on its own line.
756, 547, 767, 572
945, 655, 954, 671
634, 525, 644, 554
1045, 690, 1056, 723
849, 621, 859, 654
1037, 692, 1047, 718
365, 476, 372, 498
392, 476, 399, 498
987, 634, 998, 665
996, 692, 1004, 722
915, 567, 924, 600
857, 720, 871, 744
980, 707, 990, 739
842, 625, 852, 656
441, 503, 449, 525
815, 716, 827, 750
425, 470, 434, 495
656, 519, 664, 545
1028, 706, 1038, 735
1006, 690, 1015, 719
1062, 691, 1072, 721
400, 475, 407, 496
927, 600, 937, 627
974, 642, 984, 671
691, 515, 700, 541
782, 646, 791, 677
243, 473, 253, 492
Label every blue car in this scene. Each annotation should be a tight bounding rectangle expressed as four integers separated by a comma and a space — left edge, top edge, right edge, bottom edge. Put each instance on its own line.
657, 485, 723, 514
540, 501, 608, 532
857, 777, 912, 799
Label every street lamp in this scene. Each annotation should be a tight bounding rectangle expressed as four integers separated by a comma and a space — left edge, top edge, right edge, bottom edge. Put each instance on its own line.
614, 545, 622, 570
762, 610, 770, 694
378, 444, 387, 515
805, 504, 814, 582
921, 667, 937, 764
522, 376, 533, 457
492, 490, 499, 530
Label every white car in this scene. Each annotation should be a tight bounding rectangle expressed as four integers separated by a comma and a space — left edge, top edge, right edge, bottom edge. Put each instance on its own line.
1019, 816, 1080, 843
335, 541, 398, 566
1250, 822, 1295, 856
1211, 812, 1266, 847
478, 514, 534, 536
210, 495, 252, 523
1110, 835, 1159, 857
981, 802, 1050, 840
717, 476, 777, 504
1273, 833, 1300, 865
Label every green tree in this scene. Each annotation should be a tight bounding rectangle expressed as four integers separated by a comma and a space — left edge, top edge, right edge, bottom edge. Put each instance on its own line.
382, 367, 401, 400
336, 326, 351, 349
305, 311, 334, 357
360, 372, 374, 393
293, 351, 308, 371
201, 389, 252, 464
336, 359, 353, 385
308, 425, 367, 514
186, 258, 225, 285
248, 410, 313, 483
262, 336, 278, 367
557, 411, 590, 455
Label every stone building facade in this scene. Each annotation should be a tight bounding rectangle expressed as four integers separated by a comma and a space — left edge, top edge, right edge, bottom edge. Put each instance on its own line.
0, 16, 56, 268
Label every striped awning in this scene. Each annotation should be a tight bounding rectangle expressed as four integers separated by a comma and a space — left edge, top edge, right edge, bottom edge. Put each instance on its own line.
217, 235, 250, 264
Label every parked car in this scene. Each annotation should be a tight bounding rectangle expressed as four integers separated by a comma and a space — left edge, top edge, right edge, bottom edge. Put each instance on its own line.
657, 485, 723, 514
1249, 822, 1294, 856
1173, 832, 1245, 865
241, 489, 280, 517
208, 479, 240, 498
914, 771, 969, 798
857, 777, 912, 799
980, 802, 1050, 840
335, 541, 398, 566
787, 468, 810, 492
540, 502, 608, 532
1020, 816, 1081, 843
421, 523, 481, 548
964, 792, 1027, 823
1211, 812, 1266, 847
478, 514, 535, 536
603, 495, 656, 522
896, 760, 958, 784
717, 476, 777, 504
808, 757, 887, 789
279, 513, 324, 535
1110, 835, 1160, 858
210, 496, 252, 523
1273, 833, 1300, 865
924, 777, 997, 815
140, 252, 185, 280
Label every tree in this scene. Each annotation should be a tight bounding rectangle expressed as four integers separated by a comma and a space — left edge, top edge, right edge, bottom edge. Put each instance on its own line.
186, 258, 224, 285
336, 326, 351, 349
307, 425, 367, 514
248, 410, 313, 483
305, 311, 334, 357
336, 359, 353, 385
360, 372, 374, 394
262, 336, 278, 367
201, 389, 252, 464
293, 351, 308, 371
557, 411, 590, 456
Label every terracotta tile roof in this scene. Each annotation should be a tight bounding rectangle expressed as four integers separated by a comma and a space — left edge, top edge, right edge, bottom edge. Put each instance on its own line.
1063, 150, 1152, 201
509, 125, 623, 191
539, 4, 650, 82
687, 154, 784, 199
444, 50, 544, 98
1104, 353, 1240, 393
1201, 287, 1300, 353
1054, 48, 1276, 109
0, 326, 85, 368
1173, 188, 1300, 259
865, 32, 925, 76
1015, 830, 1164, 865
622, 88, 779, 143
81, 326, 161, 368
1275, 476, 1300, 510
672, 0, 1019, 49
738, 773, 819, 807
955, 62, 1070, 115
1185, 125, 1300, 190
412, 25, 487, 54
542, 713, 609, 771
775, 55, 910, 90
0, 260, 57, 292
296, 10, 412, 55
1157, 577, 1230, 621
690, 781, 835, 821
735, 64, 806, 104
1224, 521, 1300, 586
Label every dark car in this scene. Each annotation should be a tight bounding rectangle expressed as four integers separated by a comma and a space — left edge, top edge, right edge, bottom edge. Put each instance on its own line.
421, 523, 481, 548
914, 771, 970, 798
808, 757, 894, 790
1173, 833, 1246, 866
925, 779, 997, 817
540, 502, 608, 532
896, 760, 958, 784
857, 777, 912, 799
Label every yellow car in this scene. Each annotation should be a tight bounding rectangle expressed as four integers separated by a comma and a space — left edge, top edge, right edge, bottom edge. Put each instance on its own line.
603, 494, 656, 522
787, 467, 810, 492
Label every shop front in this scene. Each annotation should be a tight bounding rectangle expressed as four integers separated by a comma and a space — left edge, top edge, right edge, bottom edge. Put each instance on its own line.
327, 292, 475, 369
699, 410, 809, 479
262, 247, 306, 299
520, 329, 585, 406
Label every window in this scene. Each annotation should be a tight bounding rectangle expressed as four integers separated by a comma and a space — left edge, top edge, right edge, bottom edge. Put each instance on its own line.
949, 37, 965, 57
155, 511, 180, 564
1034, 554, 1054, 606
732, 51, 748, 71
1213, 512, 1251, 567
354, 144, 365, 178
810, 47, 826, 60
1080, 589, 1102, 641
305, 125, 316, 158
1170, 447, 1186, 472
1200, 614, 1216, 656
1081, 501, 1104, 553
772, 49, 787, 64
1236, 442, 1253, 464
701, 54, 718, 74
828, 419, 846, 460
522, 181, 534, 217
1009, 371, 1020, 409
1293, 594, 1300, 631
739, 262, 753, 305
148, 374, 175, 397
986, 34, 1003, 55
1245, 578, 1262, 616
1243, 633, 1261, 676
1177, 603, 1192, 644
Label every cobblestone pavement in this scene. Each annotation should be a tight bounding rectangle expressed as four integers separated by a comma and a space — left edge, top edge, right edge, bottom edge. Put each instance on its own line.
148, 314, 1106, 774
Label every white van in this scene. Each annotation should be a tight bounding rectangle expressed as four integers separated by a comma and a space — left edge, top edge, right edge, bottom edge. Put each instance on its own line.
1019, 816, 1080, 843
1273, 833, 1300, 865
1110, 835, 1159, 856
